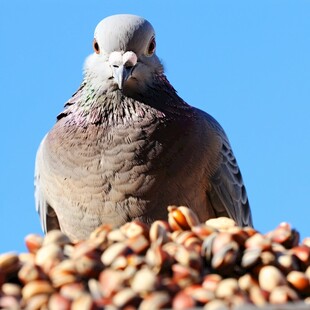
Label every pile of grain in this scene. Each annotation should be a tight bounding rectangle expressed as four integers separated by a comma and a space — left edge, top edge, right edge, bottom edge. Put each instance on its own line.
0, 206, 310, 309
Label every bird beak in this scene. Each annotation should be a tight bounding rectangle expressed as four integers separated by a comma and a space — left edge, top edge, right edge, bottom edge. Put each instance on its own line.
112, 65, 134, 90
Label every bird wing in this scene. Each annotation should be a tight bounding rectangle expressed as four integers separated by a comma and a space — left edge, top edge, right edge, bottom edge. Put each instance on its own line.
201, 113, 253, 227
35, 84, 86, 234
34, 135, 60, 233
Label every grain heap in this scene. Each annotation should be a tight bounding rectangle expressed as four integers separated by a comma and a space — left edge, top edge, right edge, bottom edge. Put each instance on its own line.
0, 206, 310, 309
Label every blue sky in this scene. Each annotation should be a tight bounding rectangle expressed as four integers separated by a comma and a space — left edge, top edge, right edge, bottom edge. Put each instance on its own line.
1, 1, 309, 253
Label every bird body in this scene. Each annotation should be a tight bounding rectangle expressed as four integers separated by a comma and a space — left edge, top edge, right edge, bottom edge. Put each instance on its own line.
35, 14, 253, 241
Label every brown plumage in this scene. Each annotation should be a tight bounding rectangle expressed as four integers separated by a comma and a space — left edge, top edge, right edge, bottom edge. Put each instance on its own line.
35, 14, 253, 241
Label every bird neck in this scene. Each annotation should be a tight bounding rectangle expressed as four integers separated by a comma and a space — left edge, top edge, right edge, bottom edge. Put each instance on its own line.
70, 85, 165, 127
65, 74, 193, 126
124, 74, 192, 116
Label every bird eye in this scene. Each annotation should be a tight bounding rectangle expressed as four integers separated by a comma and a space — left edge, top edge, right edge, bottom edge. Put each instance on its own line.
146, 37, 156, 56
93, 39, 100, 54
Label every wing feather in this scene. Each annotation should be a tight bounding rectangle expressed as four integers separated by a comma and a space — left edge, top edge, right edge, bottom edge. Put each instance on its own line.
204, 115, 253, 227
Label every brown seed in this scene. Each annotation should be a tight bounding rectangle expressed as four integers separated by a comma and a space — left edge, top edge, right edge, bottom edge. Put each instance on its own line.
241, 247, 262, 269
287, 270, 310, 294
267, 222, 300, 249
238, 274, 258, 292
25, 293, 49, 310
161, 277, 180, 295
99, 269, 125, 297
249, 285, 268, 306
0, 252, 19, 274
291, 246, 310, 269
243, 226, 258, 238
112, 288, 139, 308
172, 263, 200, 287
126, 253, 145, 268
0, 296, 20, 309
211, 232, 234, 254
122, 265, 138, 282
170, 230, 184, 241
229, 293, 250, 308
258, 266, 286, 292
89, 224, 111, 241
126, 234, 149, 254
201, 232, 218, 262
139, 291, 171, 310
211, 241, 239, 275
185, 284, 215, 304
42, 230, 71, 247
101, 242, 130, 266
192, 224, 216, 240
245, 233, 272, 251
168, 206, 200, 231
202, 274, 222, 292
173, 231, 202, 251
59, 283, 86, 300
49, 259, 77, 288
162, 241, 179, 257
277, 252, 299, 273
71, 293, 94, 310
94, 298, 111, 309
229, 226, 249, 246
174, 245, 202, 270
72, 240, 100, 260
260, 251, 276, 266
22, 280, 54, 301
48, 293, 71, 310
172, 290, 196, 310
35, 243, 64, 274
24, 234, 43, 254
146, 243, 173, 273
269, 285, 299, 304
149, 220, 171, 244
120, 220, 149, 238
18, 262, 43, 284
75, 255, 103, 278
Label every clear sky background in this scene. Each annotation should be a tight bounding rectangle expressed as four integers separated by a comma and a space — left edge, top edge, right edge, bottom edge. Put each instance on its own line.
1, 1, 309, 253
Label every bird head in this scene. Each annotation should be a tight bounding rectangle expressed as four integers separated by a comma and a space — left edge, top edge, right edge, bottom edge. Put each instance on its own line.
84, 14, 163, 97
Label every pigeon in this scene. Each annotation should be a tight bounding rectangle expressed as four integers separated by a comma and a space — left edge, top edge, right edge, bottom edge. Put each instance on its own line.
35, 14, 253, 241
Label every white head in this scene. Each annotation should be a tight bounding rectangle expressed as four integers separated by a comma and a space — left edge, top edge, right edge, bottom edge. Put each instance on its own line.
84, 14, 163, 97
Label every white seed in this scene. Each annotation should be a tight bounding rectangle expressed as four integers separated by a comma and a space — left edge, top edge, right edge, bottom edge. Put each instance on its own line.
205, 217, 236, 231
22, 280, 54, 301
215, 278, 239, 299
131, 267, 157, 293
258, 266, 286, 292
204, 299, 229, 310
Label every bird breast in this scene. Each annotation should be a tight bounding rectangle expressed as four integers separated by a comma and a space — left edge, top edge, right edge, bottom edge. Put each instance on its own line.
40, 97, 213, 237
